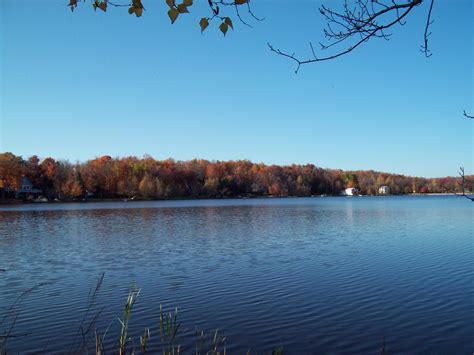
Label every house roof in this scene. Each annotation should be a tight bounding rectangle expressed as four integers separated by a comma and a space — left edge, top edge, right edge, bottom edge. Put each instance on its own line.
21, 176, 32, 186
17, 176, 42, 193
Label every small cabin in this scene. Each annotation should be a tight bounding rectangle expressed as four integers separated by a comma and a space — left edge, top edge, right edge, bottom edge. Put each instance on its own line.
343, 187, 359, 196
15, 176, 42, 198
378, 186, 390, 195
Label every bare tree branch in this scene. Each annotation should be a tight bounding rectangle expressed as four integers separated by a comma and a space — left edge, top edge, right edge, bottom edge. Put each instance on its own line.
454, 167, 474, 201
420, 0, 435, 57
207, 0, 262, 22
463, 110, 474, 119
268, 0, 436, 73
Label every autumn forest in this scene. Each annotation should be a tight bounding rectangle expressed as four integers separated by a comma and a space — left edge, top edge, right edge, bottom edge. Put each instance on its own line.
0, 152, 471, 201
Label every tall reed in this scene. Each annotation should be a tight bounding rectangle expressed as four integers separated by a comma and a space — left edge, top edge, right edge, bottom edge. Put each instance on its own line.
118, 289, 140, 355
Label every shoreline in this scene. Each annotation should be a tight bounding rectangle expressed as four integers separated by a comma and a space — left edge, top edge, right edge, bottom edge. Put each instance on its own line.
0, 193, 464, 205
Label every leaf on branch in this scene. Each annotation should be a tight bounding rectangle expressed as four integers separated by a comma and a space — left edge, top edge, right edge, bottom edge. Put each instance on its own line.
168, 8, 179, 23
177, 4, 189, 13
132, 0, 144, 8
224, 17, 233, 30
128, 0, 144, 17
199, 17, 209, 33
166, 0, 175, 8
219, 22, 228, 36
68, 0, 78, 12
98, 1, 107, 12
128, 6, 142, 16
183, 0, 193, 6
235, 0, 247, 4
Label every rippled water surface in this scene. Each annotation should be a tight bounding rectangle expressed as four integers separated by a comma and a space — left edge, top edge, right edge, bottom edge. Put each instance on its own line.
0, 196, 472, 354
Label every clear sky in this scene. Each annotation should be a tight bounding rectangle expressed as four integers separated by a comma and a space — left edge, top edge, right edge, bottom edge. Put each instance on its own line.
0, 0, 472, 177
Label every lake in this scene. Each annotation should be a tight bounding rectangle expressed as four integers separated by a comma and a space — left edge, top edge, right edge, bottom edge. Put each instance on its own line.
0, 196, 472, 353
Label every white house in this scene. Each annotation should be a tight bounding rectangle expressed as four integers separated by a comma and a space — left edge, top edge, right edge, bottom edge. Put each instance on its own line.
343, 187, 359, 196
378, 186, 390, 195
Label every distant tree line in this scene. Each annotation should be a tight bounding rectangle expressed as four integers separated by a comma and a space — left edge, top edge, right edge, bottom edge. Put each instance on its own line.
0, 152, 471, 200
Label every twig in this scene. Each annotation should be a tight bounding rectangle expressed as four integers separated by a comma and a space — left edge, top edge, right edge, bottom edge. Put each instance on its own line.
269, 0, 432, 73
420, 0, 434, 57
463, 110, 474, 119
454, 167, 474, 202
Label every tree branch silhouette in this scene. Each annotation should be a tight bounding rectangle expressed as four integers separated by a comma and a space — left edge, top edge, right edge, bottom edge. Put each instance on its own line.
454, 167, 474, 202
268, 0, 436, 73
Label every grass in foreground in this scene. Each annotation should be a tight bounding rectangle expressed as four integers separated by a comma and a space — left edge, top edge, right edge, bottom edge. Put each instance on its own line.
0, 275, 286, 355
1, 274, 391, 354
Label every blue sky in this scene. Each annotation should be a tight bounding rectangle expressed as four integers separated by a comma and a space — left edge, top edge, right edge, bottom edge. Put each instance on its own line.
0, 0, 472, 177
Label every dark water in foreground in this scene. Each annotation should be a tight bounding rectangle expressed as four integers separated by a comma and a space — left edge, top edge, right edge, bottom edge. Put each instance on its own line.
0, 196, 472, 354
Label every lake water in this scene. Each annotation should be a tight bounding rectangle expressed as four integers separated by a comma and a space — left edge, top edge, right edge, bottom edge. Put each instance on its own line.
0, 196, 472, 354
